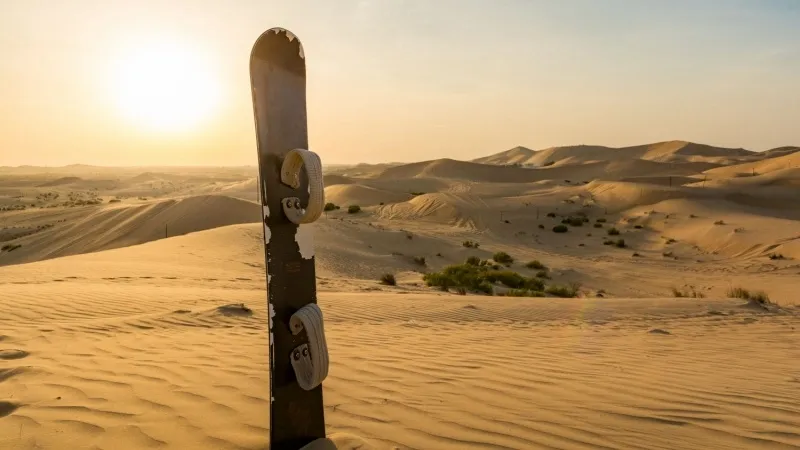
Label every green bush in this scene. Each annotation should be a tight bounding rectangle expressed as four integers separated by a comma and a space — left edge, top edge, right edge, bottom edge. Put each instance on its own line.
561, 217, 584, 227
492, 251, 514, 265
462, 240, 479, 248
535, 270, 550, 279
380, 273, 396, 286
608, 227, 620, 236
465, 256, 481, 266
423, 263, 546, 296
413, 256, 426, 266
545, 283, 581, 298
347, 205, 361, 214
324, 202, 337, 211
525, 260, 547, 270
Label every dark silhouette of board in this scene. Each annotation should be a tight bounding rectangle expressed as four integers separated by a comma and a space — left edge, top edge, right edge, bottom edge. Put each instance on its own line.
249, 28, 326, 450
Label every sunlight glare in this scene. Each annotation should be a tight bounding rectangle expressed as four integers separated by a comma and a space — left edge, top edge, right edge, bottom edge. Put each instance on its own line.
111, 38, 221, 133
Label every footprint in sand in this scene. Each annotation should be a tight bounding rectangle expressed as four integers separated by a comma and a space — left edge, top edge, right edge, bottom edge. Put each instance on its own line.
0, 349, 29, 360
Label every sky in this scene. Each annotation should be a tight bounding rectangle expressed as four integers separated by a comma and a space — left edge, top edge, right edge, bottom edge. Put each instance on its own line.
1, 0, 798, 166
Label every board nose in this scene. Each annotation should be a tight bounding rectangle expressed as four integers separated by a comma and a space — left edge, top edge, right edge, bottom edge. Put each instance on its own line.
250, 27, 306, 75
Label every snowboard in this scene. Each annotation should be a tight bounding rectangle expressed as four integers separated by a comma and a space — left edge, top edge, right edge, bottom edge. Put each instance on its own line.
250, 28, 327, 450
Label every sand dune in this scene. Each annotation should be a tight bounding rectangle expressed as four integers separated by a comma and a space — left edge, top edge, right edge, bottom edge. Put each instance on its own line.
324, 184, 412, 207
0, 229, 798, 449
475, 140, 757, 167
0, 195, 260, 266
1, 141, 799, 449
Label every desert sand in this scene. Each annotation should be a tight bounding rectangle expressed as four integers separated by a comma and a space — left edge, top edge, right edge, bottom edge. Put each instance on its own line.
1, 140, 799, 449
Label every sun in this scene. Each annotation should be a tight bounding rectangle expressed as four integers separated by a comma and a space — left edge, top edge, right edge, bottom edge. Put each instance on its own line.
111, 38, 221, 132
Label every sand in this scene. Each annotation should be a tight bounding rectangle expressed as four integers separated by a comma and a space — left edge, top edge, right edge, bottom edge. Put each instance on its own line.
1, 141, 799, 449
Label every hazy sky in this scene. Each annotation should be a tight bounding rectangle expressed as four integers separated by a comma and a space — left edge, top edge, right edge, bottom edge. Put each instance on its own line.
1, 0, 798, 166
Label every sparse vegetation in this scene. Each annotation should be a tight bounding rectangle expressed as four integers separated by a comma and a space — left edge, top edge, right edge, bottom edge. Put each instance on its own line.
552, 225, 568, 233
347, 205, 361, 214
546, 212, 557, 218
466, 256, 481, 266
714, 220, 725, 225
634, 225, 643, 229
410, 192, 425, 196
413, 256, 426, 266
538, 224, 545, 229
593, 223, 603, 228
324, 202, 337, 211
561, 217, 584, 227
768, 253, 785, 260
726, 286, 771, 304
614, 239, 626, 248
607, 227, 620, 236
535, 270, 550, 279
671, 286, 705, 298
545, 283, 581, 298
525, 260, 547, 270
423, 263, 548, 295
380, 273, 397, 286
108, 198, 121, 203
0, 243, 22, 252
493, 251, 514, 265
462, 240, 480, 248
596, 218, 607, 223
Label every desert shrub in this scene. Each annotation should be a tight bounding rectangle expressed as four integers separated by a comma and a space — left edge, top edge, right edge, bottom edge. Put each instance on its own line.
726, 286, 770, 304
750, 291, 771, 304
552, 225, 568, 233
546, 212, 557, 218
108, 198, 121, 203
465, 256, 481, 266
593, 223, 603, 228
607, 227, 620, 236
596, 218, 607, 223
423, 263, 544, 295
1, 244, 22, 252
545, 283, 581, 298
561, 217, 584, 227
410, 192, 425, 196
525, 260, 547, 270
632, 252, 641, 257
768, 253, 785, 260
324, 202, 337, 211
714, 220, 725, 225
634, 225, 643, 229
614, 239, 626, 248
492, 251, 514, 265
671, 286, 705, 298
505, 289, 545, 297
665, 238, 677, 244
462, 240, 479, 248
380, 273, 396, 286
413, 256, 426, 266
535, 270, 550, 279
538, 224, 545, 229
454, 287, 467, 295
347, 205, 361, 214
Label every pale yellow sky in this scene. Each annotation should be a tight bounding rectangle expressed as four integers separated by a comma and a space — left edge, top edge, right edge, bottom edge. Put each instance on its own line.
1, 0, 798, 166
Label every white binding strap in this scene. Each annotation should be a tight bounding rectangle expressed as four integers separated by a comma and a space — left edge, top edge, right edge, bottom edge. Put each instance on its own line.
280, 148, 325, 224
289, 303, 329, 390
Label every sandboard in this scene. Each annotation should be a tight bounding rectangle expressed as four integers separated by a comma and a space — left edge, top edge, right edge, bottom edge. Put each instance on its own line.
250, 27, 327, 450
